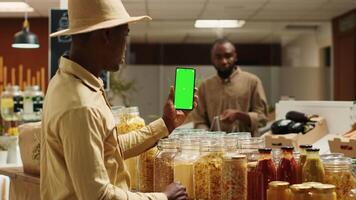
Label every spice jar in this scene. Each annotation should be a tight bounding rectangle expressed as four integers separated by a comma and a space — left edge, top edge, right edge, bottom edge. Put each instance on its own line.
116, 106, 145, 191
174, 138, 200, 199
239, 137, 265, 162
290, 184, 312, 200
277, 146, 298, 184
193, 139, 224, 200
153, 138, 177, 192
302, 148, 325, 183
298, 144, 313, 183
267, 181, 291, 200
256, 148, 277, 200
247, 162, 258, 200
309, 184, 337, 200
221, 154, 247, 200
323, 157, 356, 200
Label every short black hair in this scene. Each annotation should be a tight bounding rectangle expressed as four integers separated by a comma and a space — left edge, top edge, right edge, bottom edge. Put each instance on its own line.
211, 38, 235, 49
211, 38, 236, 54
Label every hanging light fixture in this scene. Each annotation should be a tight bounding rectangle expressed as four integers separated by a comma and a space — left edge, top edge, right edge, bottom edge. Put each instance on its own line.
12, 8, 39, 49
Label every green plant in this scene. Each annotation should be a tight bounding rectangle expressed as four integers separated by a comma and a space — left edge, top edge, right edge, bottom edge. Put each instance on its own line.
109, 66, 137, 107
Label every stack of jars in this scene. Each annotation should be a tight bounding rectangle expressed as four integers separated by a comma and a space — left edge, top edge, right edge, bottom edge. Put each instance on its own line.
153, 130, 253, 200
1, 85, 44, 135
267, 181, 338, 200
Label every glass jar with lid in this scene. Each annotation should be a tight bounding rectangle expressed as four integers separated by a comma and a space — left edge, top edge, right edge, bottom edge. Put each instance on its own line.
223, 134, 239, 154
111, 106, 124, 125
22, 85, 44, 121
309, 184, 336, 200
117, 107, 145, 134
256, 148, 277, 200
194, 139, 224, 200
174, 138, 200, 199
323, 157, 356, 200
302, 148, 325, 183
239, 137, 265, 162
267, 181, 291, 200
153, 138, 178, 192
221, 154, 247, 200
298, 144, 313, 183
277, 146, 298, 184
1, 85, 23, 121
290, 184, 312, 200
247, 161, 258, 200
116, 106, 145, 191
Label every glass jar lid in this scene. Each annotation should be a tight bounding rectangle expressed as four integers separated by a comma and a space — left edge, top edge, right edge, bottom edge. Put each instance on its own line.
312, 184, 336, 193
268, 181, 290, 189
290, 184, 312, 193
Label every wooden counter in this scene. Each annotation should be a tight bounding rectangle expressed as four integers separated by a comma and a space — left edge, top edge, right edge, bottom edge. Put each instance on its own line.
0, 167, 39, 200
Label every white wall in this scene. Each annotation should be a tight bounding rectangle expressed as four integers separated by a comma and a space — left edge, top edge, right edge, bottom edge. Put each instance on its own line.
282, 23, 332, 67
282, 33, 320, 67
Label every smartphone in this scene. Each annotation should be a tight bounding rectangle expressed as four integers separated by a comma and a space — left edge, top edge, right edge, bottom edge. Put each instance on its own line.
174, 67, 196, 110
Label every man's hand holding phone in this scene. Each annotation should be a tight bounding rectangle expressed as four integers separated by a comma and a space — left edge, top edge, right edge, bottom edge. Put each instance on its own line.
162, 86, 198, 133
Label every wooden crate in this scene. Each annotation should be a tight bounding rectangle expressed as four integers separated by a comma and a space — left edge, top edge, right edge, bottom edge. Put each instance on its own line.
264, 117, 328, 150
328, 137, 356, 158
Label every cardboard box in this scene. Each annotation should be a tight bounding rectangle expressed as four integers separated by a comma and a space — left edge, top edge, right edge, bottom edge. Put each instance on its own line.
328, 137, 356, 158
264, 117, 328, 150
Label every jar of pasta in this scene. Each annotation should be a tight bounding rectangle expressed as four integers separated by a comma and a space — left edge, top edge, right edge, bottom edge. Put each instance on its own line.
114, 106, 145, 191
174, 138, 200, 199
309, 184, 337, 200
138, 146, 158, 192
194, 139, 224, 200
222, 154, 247, 200
323, 157, 356, 200
153, 138, 178, 192
116, 107, 145, 134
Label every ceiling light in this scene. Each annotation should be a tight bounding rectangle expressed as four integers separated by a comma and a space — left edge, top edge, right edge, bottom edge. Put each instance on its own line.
195, 20, 245, 28
12, 13, 40, 49
0, 2, 34, 12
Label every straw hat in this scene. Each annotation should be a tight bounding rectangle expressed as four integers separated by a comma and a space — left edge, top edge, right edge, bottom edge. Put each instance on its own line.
50, 0, 151, 37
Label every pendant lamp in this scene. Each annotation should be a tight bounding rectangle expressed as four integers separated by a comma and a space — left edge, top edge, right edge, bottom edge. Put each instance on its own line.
12, 12, 39, 49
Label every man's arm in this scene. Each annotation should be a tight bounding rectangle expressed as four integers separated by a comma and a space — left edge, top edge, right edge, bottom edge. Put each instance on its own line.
247, 78, 268, 135
191, 84, 210, 130
59, 107, 167, 200
220, 78, 268, 136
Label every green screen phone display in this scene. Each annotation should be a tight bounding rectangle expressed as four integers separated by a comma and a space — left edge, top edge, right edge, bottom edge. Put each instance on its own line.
174, 68, 196, 110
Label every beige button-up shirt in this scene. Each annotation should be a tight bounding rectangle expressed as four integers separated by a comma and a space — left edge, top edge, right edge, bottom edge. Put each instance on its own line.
41, 57, 168, 200
192, 68, 268, 136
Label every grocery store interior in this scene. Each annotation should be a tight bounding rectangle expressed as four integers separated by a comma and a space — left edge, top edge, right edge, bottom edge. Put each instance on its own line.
0, 0, 356, 199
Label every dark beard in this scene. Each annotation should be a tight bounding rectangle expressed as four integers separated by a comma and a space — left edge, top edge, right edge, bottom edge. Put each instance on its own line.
217, 66, 236, 79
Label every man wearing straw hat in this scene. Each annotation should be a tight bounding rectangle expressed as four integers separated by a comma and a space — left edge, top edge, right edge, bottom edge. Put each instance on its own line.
41, 0, 195, 199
